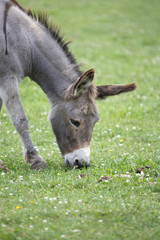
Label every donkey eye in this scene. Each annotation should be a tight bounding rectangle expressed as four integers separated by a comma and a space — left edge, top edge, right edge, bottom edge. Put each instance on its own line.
70, 119, 80, 128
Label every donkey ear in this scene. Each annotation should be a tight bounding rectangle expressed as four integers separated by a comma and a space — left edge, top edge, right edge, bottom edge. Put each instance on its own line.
72, 69, 94, 97
96, 83, 137, 99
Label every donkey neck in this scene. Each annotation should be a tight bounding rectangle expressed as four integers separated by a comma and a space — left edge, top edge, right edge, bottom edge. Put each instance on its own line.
30, 24, 80, 103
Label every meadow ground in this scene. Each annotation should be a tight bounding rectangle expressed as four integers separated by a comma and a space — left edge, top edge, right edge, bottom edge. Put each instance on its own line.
0, 0, 160, 239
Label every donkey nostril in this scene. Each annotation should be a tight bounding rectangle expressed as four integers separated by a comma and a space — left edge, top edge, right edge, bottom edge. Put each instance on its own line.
75, 159, 79, 165
75, 159, 81, 167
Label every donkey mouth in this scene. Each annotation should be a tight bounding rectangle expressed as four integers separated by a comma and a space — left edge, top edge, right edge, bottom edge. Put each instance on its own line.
63, 147, 90, 168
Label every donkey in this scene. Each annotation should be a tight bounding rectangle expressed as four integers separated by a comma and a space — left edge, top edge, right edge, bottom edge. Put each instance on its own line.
0, 0, 136, 169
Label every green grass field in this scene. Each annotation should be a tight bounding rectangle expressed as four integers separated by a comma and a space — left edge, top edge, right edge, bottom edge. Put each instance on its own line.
0, 0, 160, 239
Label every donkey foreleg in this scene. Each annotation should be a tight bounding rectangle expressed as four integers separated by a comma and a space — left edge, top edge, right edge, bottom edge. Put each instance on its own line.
3, 87, 47, 169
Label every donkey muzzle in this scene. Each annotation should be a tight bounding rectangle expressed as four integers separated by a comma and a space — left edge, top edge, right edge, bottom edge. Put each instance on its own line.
63, 147, 90, 168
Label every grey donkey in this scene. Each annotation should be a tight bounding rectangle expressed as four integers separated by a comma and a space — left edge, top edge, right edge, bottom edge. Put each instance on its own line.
0, 0, 136, 169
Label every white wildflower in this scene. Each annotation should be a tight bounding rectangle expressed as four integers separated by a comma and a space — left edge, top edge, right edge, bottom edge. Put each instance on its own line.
72, 229, 81, 233
120, 174, 131, 178
1, 224, 6, 227
98, 220, 103, 223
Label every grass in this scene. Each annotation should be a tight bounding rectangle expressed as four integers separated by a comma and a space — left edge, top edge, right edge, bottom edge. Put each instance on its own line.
0, 0, 160, 239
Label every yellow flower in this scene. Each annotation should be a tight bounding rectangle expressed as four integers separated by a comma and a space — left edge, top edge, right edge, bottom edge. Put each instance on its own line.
120, 139, 123, 143
16, 206, 21, 210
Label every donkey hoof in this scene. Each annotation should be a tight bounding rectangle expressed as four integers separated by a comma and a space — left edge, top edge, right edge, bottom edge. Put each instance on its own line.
31, 160, 47, 169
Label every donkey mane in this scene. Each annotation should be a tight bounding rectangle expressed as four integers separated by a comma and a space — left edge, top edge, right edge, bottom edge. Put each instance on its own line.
9, 0, 97, 98
10, 0, 81, 75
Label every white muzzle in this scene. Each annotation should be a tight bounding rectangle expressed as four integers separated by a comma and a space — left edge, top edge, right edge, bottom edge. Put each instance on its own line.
63, 147, 90, 168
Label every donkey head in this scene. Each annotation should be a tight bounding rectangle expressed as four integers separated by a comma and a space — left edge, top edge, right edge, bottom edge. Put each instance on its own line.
50, 69, 98, 168
50, 69, 136, 168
